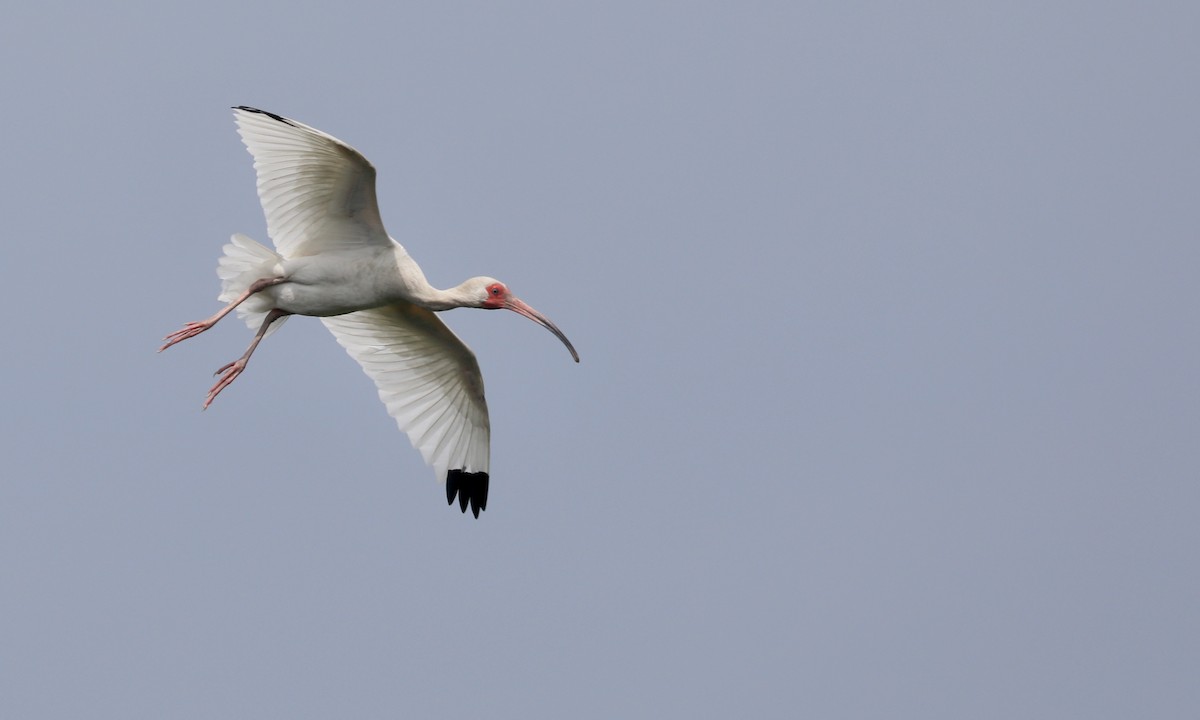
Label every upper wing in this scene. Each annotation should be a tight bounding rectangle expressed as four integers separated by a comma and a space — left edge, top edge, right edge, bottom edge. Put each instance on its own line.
321, 304, 492, 515
233, 106, 393, 259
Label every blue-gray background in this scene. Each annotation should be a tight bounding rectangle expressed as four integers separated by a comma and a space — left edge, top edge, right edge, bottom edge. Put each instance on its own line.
2, 3, 1197, 717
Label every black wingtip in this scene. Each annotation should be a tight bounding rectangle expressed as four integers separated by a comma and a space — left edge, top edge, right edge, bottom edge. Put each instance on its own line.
232, 106, 295, 126
446, 470, 489, 518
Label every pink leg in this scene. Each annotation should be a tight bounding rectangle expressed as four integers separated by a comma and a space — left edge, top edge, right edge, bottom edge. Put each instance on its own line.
159, 276, 287, 353
204, 308, 290, 409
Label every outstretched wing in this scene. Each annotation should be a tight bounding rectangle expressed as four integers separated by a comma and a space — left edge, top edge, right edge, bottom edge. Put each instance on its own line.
233, 106, 394, 259
321, 304, 492, 517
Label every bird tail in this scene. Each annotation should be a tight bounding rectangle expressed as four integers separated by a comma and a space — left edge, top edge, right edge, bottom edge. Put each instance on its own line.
217, 233, 288, 336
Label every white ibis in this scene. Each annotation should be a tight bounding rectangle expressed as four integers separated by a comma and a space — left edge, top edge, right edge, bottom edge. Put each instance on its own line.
161, 106, 578, 518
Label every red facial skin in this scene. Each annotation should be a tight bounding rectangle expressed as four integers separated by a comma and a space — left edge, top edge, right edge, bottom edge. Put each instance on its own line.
481, 282, 509, 309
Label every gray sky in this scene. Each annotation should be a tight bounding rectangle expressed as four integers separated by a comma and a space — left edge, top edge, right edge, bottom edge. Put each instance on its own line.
2, 2, 1197, 718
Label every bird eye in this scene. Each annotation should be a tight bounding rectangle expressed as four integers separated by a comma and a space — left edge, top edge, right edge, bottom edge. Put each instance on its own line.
491, 287, 501, 295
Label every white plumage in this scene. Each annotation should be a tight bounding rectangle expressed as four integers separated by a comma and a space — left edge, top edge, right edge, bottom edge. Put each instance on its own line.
161, 107, 578, 517
321, 304, 490, 486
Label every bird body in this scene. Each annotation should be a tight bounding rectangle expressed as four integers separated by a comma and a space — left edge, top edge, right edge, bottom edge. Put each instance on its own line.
161, 106, 578, 517
269, 246, 410, 316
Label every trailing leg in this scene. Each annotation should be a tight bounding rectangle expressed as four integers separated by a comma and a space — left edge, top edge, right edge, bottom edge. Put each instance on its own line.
203, 308, 291, 409
159, 276, 286, 352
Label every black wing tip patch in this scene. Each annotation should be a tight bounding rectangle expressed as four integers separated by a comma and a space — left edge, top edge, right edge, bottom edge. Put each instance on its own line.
232, 106, 296, 127
446, 469, 489, 518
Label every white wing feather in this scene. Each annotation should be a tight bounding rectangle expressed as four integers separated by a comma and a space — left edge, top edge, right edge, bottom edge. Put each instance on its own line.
321, 304, 491, 481
233, 107, 393, 259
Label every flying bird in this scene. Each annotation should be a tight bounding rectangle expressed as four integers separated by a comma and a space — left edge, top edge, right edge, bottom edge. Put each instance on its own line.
161, 106, 579, 517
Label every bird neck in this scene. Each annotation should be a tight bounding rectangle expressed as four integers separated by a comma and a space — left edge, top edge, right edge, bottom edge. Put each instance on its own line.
391, 247, 478, 311
409, 281, 479, 312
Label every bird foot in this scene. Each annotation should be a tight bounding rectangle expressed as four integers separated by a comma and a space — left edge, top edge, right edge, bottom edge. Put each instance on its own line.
159, 320, 214, 352
203, 359, 246, 409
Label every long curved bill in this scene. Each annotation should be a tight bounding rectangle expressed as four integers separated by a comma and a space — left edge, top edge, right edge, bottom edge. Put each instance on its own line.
505, 297, 580, 363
